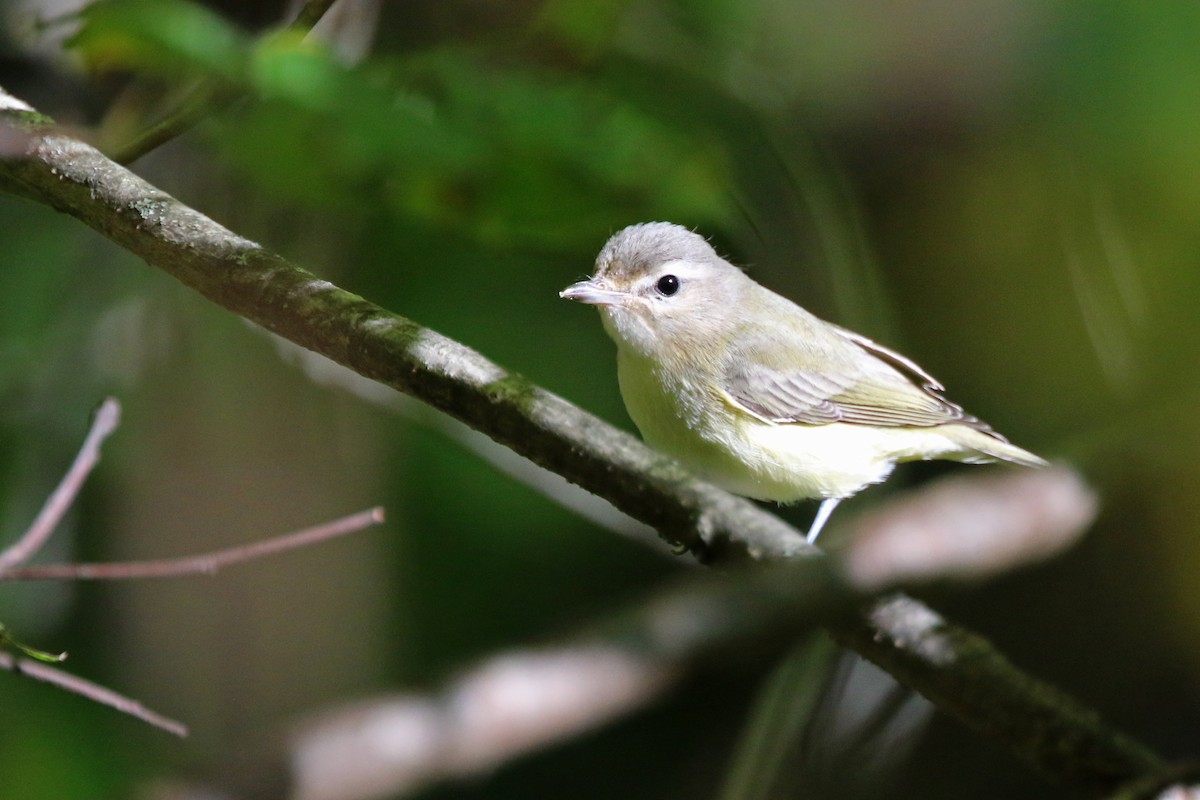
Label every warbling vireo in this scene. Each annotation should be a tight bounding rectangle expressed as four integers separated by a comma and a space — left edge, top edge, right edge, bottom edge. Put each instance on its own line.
561, 222, 1046, 543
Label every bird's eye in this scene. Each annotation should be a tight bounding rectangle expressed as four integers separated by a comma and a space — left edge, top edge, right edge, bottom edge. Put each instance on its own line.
655, 274, 680, 296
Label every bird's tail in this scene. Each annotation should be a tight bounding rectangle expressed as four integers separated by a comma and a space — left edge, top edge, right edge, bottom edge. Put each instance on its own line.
946, 425, 1048, 468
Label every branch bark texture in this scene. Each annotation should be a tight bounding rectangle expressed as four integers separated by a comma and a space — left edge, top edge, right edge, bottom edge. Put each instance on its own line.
0, 88, 1167, 796
1, 95, 799, 562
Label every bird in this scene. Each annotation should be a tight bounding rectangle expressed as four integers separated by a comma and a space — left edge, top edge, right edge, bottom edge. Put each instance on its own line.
560, 222, 1046, 543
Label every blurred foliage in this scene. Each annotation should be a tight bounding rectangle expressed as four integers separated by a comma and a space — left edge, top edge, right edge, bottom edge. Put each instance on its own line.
4, 0, 1200, 798
69, 0, 248, 79
66, 0, 733, 246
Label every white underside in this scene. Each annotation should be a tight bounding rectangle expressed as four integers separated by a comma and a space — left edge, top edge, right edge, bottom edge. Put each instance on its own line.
614, 344, 998, 504
694, 420, 980, 501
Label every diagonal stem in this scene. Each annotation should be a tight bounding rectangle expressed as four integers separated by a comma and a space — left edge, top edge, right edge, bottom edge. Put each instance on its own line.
0, 650, 187, 737
0, 398, 121, 572
1, 507, 384, 581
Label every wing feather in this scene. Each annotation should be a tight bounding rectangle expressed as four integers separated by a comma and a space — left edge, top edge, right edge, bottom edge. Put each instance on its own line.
722, 324, 986, 430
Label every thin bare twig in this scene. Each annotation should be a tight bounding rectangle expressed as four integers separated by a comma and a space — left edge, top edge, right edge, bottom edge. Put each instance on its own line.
0, 649, 187, 737
0, 398, 121, 572
1, 507, 384, 581
0, 394, 382, 737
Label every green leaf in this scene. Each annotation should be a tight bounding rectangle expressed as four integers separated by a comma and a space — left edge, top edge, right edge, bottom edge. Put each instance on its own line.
215, 43, 731, 246
67, 0, 248, 81
0, 624, 67, 664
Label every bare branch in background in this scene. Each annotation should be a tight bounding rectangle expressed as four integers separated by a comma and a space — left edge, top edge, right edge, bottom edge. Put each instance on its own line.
0, 392, 383, 736
285, 468, 1112, 800
841, 466, 1098, 589
290, 647, 675, 800
1102, 770, 1200, 800
3, 507, 384, 581
0, 650, 187, 737
1146, 783, 1200, 800
0, 397, 120, 572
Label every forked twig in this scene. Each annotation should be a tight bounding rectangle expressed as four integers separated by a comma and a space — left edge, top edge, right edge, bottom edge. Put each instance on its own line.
0, 396, 385, 738
0, 398, 120, 572
1, 507, 385, 581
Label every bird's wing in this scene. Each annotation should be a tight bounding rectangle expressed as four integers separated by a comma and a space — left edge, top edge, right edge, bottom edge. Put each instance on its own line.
721, 325, 982, 429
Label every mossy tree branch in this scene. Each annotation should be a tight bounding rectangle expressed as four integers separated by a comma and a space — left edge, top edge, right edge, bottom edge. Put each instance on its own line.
0, 88, 1175, 796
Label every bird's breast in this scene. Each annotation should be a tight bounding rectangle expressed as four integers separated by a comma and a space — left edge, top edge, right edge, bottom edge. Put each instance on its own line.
615, 346, 717, 447
612, 345, 959, 502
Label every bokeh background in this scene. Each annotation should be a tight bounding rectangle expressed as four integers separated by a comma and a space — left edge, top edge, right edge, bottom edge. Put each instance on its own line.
2, 0, 1200, 797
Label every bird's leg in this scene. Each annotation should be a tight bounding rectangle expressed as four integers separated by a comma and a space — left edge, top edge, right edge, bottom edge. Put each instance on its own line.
806, 497, 841, 544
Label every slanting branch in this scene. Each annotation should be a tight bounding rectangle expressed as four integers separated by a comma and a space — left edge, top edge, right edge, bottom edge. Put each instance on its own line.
0, 650, 188, 737
0, 87, 798, 563
289, 468, 1149, 800
0, 392, 386, 736
3, 507, 384, 581
0, 88, 1167, 796
0, 398, 120, 571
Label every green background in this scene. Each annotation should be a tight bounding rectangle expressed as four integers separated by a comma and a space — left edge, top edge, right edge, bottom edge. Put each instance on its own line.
3, 1, 1200, 797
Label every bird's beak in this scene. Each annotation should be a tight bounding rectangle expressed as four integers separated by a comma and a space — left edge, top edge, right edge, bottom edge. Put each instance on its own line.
560, 279, 629, 307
